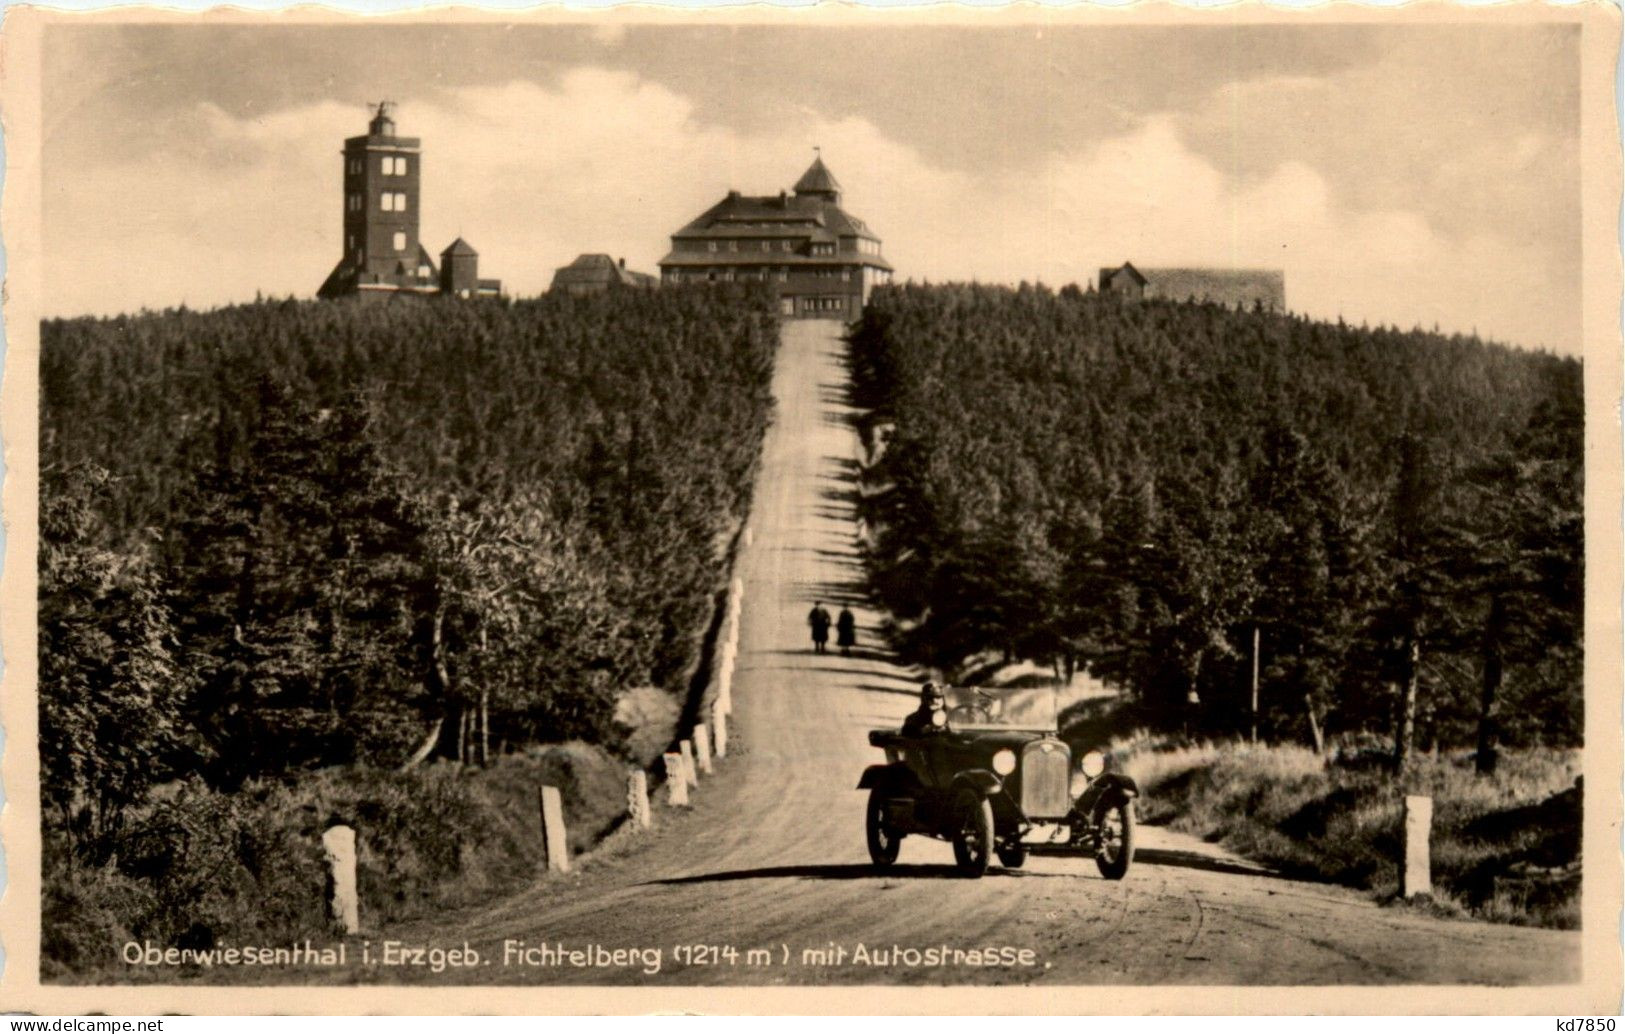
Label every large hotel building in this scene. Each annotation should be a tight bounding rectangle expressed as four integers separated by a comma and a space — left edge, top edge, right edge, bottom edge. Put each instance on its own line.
659, 157, 892, 319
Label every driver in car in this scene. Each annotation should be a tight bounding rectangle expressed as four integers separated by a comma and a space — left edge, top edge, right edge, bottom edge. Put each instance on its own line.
901, 681, 947, 736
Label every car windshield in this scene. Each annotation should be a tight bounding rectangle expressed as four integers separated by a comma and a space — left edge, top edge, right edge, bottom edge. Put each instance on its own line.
942, 685, 1058, 732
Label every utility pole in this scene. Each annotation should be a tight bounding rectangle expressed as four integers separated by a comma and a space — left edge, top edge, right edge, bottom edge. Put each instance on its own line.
1250, 625, 1261, 745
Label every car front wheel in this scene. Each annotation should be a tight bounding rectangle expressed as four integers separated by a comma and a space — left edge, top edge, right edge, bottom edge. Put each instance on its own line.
1093, 799, 1135, 880
866, 787, 903, 869
951, 790, 995, 878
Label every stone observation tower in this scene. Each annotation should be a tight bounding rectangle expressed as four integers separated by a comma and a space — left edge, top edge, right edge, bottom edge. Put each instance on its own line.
318, 102, 501, 300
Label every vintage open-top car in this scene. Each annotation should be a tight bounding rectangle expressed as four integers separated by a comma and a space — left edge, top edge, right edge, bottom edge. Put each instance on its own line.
857, 685, 1138, 878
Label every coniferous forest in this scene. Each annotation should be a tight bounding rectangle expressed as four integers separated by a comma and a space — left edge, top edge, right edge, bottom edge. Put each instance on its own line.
39, 289, 776, 969
850, 283, 1582, 764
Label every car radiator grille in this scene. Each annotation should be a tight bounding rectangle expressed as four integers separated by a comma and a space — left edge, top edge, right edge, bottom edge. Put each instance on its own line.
1020, 740, 1072, 819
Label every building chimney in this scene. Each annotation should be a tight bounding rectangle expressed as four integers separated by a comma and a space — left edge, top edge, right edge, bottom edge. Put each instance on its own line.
619, 257, 626, 269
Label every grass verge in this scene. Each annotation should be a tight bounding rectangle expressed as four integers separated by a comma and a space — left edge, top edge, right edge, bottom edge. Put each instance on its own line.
1112, 738, 1581, 929
43, 742, 628, 982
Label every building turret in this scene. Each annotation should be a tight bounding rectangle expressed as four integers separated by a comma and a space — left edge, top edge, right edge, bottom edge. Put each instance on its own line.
369, 100, 397, 137
793, 154, 842, 204
440, 238, 479, 297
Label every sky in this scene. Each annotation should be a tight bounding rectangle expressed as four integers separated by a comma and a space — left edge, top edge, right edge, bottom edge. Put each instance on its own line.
41, 22, 1581, 353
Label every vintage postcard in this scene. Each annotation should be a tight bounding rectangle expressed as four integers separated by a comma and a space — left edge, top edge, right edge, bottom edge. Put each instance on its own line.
0, 2, 1619, 1015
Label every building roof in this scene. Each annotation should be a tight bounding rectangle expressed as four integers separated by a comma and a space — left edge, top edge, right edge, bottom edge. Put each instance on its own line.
793, 156, 842, 198
660, 159, 888, 271
1101, 262, 1148, 287
551, 253, 659, 289
659, 252, 891, 271
317, 243, 440, 299
441, 237, 479, 258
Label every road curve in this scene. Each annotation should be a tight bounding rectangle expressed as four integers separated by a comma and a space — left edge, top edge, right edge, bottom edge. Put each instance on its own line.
332, 319, 1579, 987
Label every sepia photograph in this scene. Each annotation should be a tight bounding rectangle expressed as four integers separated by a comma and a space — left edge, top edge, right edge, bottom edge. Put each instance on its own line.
0, 4, 1619, 1015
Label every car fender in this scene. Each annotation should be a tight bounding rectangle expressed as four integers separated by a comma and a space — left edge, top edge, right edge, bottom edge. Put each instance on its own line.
1073, 772, 1140, 815
857, 762, 922, 794
949, 769, 1004, 798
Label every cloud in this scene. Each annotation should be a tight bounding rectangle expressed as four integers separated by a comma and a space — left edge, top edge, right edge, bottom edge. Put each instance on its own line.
45, 66, 1576, 353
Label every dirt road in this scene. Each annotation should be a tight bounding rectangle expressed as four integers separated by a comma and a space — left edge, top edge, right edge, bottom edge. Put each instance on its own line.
343, 319, 1579, 988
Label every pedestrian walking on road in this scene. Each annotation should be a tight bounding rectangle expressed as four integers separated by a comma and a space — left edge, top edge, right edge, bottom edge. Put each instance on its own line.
836, 606, 857, 656
808, 602, 832, 654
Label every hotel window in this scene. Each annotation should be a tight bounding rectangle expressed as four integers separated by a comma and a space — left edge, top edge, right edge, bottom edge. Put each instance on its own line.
841, 269, 851, 281
708, 241, 718, 252
418, 264, 431, 278
728, 240, 738, 252
722, 270, 734, 282
761, 241, 771, 252
381, 194, 394, 212
782, 241, 793, 252
393, 232, 407, 251
776, 268, 788, 282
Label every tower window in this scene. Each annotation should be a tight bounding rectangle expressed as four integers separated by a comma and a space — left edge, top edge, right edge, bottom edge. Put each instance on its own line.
347, 194, 361, 213
381, 192, 407, 212
382, 155, 409, 175
393, 232, 407, 251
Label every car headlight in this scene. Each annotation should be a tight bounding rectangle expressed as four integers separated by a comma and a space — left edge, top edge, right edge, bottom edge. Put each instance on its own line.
1080, 751, 1106, 778
930, 709, 947, 728
992, 749, 1017, 775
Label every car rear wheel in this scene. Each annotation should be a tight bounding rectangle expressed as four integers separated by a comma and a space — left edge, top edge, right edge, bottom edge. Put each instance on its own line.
951, 790, 995, 878
1094, 799, 1135, 880
996, 843, 1028, 869
865, 787, 903, 869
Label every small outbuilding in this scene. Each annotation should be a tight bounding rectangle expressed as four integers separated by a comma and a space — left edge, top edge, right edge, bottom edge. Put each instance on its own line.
550, 254, 659, 295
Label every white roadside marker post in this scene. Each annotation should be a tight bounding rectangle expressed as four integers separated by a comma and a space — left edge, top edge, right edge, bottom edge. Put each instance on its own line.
1402, 795, 1432, 898
713, 703, 728, 758
694, 723, 714, 775
540, 785, 571, 873
321, 824, 360, 935
663, 752, 689, 807
680, 739, 699, 787
627, 769, 652, 830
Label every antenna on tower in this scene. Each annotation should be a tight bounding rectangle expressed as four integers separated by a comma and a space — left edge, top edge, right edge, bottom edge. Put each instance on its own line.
369, 100, 396, 136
